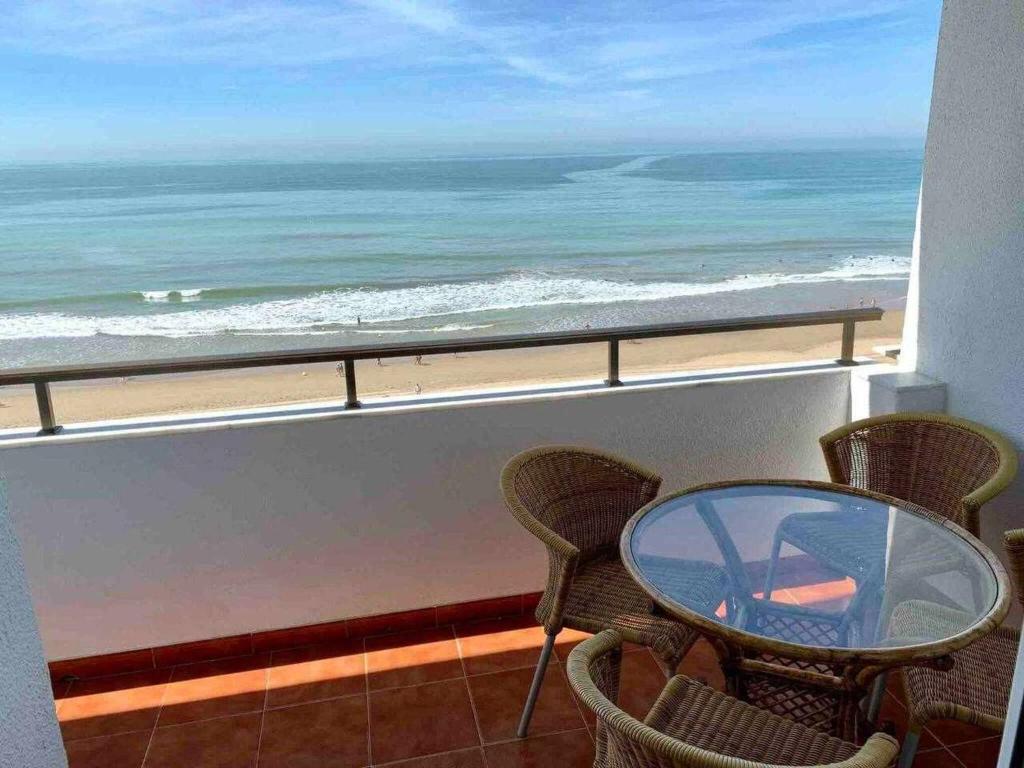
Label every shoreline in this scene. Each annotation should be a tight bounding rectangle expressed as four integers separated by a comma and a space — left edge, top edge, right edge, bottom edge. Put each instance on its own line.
0, 310, 904, 429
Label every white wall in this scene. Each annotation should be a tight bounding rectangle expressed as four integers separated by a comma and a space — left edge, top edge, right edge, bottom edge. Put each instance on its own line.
0, 367, 849, 660
0, 483, 67, 768
901, 0, 1024, 551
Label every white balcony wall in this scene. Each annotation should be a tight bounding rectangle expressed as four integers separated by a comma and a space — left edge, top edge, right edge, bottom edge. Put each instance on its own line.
901, 0, 1024, 555
0, 366, 850, 660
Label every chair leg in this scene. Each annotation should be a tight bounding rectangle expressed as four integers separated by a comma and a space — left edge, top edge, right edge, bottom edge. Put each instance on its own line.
517, 631, 557, 738
865, 672, 887, 724
763, 530, 785, 599
897, 727, 921, 768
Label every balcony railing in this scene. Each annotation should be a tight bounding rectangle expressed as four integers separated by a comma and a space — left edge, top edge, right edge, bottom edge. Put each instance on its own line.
0, 307, 883, 435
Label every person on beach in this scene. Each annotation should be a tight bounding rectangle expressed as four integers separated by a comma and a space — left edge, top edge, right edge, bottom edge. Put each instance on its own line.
415, 355, 423, 365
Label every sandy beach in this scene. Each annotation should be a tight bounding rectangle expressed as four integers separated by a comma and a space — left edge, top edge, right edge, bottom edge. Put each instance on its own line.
0, 311, 903, 429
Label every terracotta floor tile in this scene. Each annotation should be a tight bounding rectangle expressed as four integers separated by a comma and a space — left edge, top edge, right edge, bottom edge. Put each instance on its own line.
948, 736, 1003, 768
617, 650, 669, 720
366, 627, 464, 690
483, 728, 594, 768
267, 641, 364, 708
468, 665, 585, 744
911, 746, 967, 768
456, 617, 550, 676
677, 639, 725, 691
877, 693, 941, 751
258, 695, 368, 768
552, 629, 595, 661
927, 719, 1002, 748
145, 713, 261, 768
64, 730, 151, 768
380, 747, 486, 768
159, 655, 268, 726
370, 678, 479, 764
59, 669, 171, 742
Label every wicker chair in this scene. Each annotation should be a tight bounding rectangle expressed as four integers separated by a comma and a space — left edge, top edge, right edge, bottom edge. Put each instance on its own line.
568, 630, 900, 768
766, 413, 1017, 595
763, 413, 1017, 724
892, 528, 1024, 768
502, 446, 730, 738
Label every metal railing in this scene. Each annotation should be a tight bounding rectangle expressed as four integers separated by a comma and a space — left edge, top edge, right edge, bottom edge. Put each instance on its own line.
0, 307, 883, 435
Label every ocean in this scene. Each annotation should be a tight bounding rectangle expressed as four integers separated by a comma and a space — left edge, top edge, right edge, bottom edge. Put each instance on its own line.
0, 150, 920, 369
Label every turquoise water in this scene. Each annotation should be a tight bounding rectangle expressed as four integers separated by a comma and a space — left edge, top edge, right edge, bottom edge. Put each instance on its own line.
0, 150, 920, 367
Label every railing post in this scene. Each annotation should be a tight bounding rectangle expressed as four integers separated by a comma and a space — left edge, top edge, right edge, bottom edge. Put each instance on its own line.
606, 340, 622, 387
34, 381, 61, 435
342, 359, 361, 409
838, 320, 857, 366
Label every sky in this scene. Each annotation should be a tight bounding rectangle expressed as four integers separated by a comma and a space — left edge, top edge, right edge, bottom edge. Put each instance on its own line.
0, 0, 942, 163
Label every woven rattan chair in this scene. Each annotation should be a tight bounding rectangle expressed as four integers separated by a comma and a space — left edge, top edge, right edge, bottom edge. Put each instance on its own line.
762, 413, 1017, 721
568, 629, 900, 768
766, 413, 1017, 597
891, 528, 1024, 768
503, 445, 730, 738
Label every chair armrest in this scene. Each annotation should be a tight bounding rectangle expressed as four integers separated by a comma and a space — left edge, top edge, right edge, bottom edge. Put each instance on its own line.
505, 496, 581, 631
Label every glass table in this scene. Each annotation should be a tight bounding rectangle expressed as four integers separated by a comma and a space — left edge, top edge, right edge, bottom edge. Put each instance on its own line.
620, 480, 1011, 740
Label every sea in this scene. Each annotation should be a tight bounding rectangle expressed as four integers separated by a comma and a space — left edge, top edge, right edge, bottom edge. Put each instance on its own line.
0, 149, 921, 369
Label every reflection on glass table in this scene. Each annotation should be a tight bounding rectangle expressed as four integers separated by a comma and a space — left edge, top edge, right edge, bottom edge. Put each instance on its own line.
621, 481, 1009, 739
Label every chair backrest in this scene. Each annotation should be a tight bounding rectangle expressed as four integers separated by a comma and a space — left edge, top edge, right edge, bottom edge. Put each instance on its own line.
820, 412, 1017, 536
567, 630, 899, 768
1005, 529, 1024, 611
501, 445, 661, 558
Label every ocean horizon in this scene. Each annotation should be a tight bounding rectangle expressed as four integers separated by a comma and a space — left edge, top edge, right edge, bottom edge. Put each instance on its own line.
0, 148, 920, 368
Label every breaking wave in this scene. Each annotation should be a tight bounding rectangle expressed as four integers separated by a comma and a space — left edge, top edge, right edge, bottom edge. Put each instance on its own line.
0, 256, 909, 341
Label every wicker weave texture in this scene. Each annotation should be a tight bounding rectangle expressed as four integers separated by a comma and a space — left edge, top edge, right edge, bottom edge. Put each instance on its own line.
501, 445, 708, 669
568, 630, 900, 768
896, 528, 1024, 735
820, 413, 1017, 535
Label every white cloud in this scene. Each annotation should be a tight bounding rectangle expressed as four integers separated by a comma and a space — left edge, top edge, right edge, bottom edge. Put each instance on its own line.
0, 0, 923, 89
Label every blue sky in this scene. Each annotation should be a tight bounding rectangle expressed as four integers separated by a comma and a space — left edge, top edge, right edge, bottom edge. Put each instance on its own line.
0, 0, 942, 162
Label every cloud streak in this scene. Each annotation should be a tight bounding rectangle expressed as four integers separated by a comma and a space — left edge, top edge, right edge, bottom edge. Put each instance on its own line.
0, 0, 925, 89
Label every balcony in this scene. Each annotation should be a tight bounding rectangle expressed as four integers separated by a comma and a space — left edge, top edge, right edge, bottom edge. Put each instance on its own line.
2, 3, 1024, 767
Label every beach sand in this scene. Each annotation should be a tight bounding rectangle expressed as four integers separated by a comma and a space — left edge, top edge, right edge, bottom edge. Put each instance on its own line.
0, 311, 903, 429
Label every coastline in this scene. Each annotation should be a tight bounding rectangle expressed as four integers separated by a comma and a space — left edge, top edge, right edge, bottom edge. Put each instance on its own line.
0, 310, 904, 429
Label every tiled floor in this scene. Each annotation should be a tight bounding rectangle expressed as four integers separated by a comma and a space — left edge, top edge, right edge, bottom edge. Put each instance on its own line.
53, 613, 1003, 768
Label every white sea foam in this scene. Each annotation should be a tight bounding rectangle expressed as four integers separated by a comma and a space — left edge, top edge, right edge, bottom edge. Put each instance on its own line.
0, 256, 909, 341
141, 289, 204, 302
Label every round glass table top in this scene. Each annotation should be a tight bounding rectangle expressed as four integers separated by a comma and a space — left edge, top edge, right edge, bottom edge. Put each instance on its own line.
621, 482, 1005, 655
